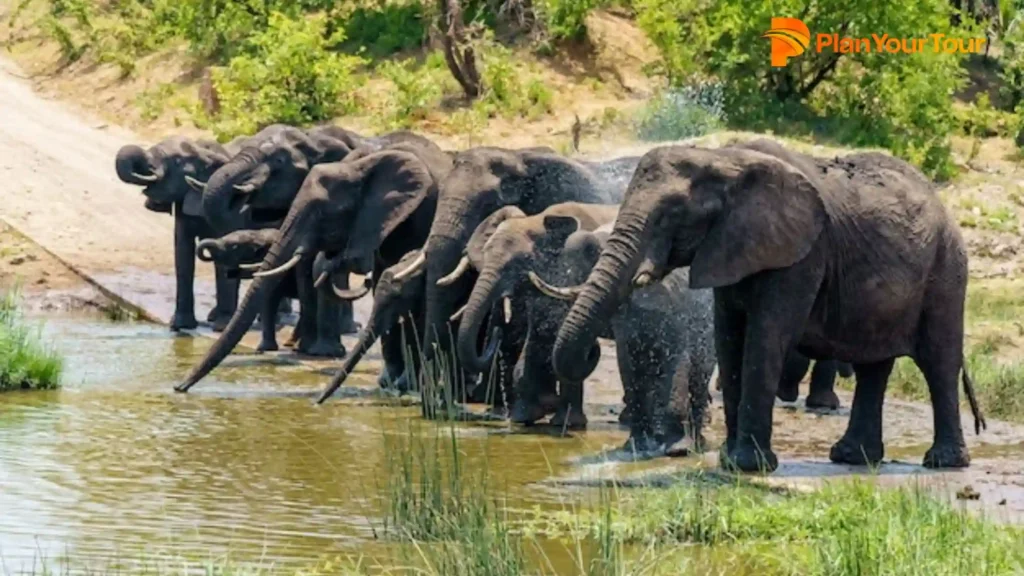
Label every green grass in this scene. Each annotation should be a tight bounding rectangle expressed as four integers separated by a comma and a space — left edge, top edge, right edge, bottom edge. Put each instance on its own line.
0, 288, 63, 391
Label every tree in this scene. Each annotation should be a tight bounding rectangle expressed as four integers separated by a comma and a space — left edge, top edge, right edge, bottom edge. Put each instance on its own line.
438, 0, 482, 99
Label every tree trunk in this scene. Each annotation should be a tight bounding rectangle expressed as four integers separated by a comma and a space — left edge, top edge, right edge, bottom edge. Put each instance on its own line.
438, 0, 482, 99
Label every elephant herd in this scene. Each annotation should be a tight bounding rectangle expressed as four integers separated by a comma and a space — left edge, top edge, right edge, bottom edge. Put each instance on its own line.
116, 125, 987, 474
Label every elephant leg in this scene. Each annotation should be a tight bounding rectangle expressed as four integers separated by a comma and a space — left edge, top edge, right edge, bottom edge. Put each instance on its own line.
170, 214, 199, 331
209, 264, 239, 332
806, 359, 841, 410
550, 379, 587, 430
916, 306, 971, 468
483, 311, 525, 411
776, 349, 810, 403
295, 264, 319, 355
305, 287, 345, 358
714, 299, 745, 459
380, 327, 410, 391
510, 331, 558, 425
829, 359, 894, 466
684, 357, 715, 455
257, 285, 281, 353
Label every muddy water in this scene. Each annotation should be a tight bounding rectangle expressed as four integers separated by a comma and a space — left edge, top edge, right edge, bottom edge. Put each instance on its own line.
4, 315, 1024, 572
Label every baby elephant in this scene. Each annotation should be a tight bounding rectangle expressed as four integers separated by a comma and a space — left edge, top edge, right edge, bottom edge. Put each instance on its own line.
776, 352, 855, 410
532, 228, 716, 455
196, 229, 358, 356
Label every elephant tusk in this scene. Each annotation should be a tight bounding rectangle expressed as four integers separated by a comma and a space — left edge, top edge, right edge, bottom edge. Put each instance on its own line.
333, 281, 370, 301
392, 251, 426, 281
528, 271, 582, 301
170, 202, 175, 218
239, 204, 252, 216
253, 254, 302, 278
197, 244, 215, 262
234, 183, 257, 194
436, 255, 471, 286
238, 262, 263, 270
184, 175, 206, 191
313, 271, 329, 289
633, 272, 653, 287
131, 171, 160, 183
449, 304, 467, 322
503, 297, 512, 323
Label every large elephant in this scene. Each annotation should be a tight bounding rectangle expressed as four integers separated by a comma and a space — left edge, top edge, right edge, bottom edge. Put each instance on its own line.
316, 248, 428, 404
175, 139, 452, 392
550, 139, 987, 473
115, 136, 242, 331
405, 148, 637, 397
447, 202, 620, 427
195, 229, 362, 354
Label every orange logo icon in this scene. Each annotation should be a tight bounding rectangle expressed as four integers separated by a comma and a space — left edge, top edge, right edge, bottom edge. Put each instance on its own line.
763, 17, 810, 67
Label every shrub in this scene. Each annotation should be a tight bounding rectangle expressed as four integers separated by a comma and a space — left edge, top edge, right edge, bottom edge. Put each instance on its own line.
342, 1, 428, 57
635, 82, 726, 141
0, 289, 63, 392
633, 0, 974, 180
377, 53, 450, 128
206, 12, 367, 141
534, 0, 599, 41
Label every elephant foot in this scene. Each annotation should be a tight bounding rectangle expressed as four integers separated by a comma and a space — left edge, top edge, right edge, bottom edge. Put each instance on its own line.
170, 312, 199, 332
923, 441, 970, 469
776, 381, 800, 403
720, 441, 778, 474
283, 330, 300, 348
550, 406, 587, 430
206, 308, 220, 323
829, 435, 884, 466
340, 321, 362, 336
257, 339, 279, 354
303, 340, 347, 358
510, 398, 551, 425
210, 314, 232, 333
664, 434, 702, 458
805, 389, 841, 411
621, 435, 661, 455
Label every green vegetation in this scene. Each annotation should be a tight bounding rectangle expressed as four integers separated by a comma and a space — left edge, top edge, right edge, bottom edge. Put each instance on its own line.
0, 288, 63, 391
9, 0, 1022, 176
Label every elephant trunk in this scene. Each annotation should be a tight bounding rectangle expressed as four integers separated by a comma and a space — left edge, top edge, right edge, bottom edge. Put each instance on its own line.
456, 266, 504, 374
202, 148, 264, 234
176, 207, 314, 392
553, 211, 648, 383
115, 145, 163, 185
196, 238, 218, 263
316, 325, 379, 404
423, 233, 471, 362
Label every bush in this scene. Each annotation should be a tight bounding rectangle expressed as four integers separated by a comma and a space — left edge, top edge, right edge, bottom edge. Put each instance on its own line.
0, 289, 63, 392
634, 0, 974, 180
635, 82, 726, 141
205, 12, 367, 141
534, 0, 599, 41
342, 1, 428, 57
377, 53, 450, 128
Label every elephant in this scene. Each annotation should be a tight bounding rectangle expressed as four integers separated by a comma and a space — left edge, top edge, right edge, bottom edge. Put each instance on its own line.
195, 229, 361, 354
174, 138, 452, 392
776, 352, 855, 410
316, 248, 428, 404
115, 135, 251, 332
408, 148, 637, 400
549, 138, 987, 473
446, 202, 620, 428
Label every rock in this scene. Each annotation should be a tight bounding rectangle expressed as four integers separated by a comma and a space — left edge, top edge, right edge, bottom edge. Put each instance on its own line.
956, 485, 981, 501
9, 255, 26, 266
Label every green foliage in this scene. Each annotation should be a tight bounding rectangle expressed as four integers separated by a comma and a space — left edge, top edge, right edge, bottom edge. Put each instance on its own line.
376, 52, 450, 128
633, 0, 974, 180
206, 12, 366, 140
1000, 14, 1024, 112
475, 40, 555, 120
535, 0, 599, 41
342, 1, 428, 58
0, 288, 63, 392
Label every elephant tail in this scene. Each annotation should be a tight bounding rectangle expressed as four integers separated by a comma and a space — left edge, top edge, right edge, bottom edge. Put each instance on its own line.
962, 357, 987, 435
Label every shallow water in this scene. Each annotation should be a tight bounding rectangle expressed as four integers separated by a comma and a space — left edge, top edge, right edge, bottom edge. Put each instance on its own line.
0, 315, 639, 571
4, 314, 1024, 573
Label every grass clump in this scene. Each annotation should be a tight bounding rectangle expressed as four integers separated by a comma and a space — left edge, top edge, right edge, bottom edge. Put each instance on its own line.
534, 474, 1024, 575
0, 288, 63, 391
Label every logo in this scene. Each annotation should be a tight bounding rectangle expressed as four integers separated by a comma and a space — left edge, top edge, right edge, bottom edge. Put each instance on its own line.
763, 17, 988, 67
763, 17, 810, 68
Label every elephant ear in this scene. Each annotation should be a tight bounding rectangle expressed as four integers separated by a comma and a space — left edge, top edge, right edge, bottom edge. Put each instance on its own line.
182, 189, 205, 217
340, 150, 435, 262
465, 206, 527, 269
689, 154, 825, 289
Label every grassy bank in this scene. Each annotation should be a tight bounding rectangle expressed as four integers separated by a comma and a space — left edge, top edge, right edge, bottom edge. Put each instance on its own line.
0, 288, 62, 391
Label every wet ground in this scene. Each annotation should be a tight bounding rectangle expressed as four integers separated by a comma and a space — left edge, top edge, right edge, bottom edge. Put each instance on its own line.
3, 314, 1024, 572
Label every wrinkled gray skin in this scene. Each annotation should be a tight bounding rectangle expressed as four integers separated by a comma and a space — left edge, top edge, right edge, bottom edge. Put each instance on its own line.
418, 148, 636, 401
551, 139, 987, 473
316, 249, 428, 404
451, 203, 620, 428
115, 136, 242, 331
176, 139, 452, 393
531, 228, 714, 453
196, 229, 357, 354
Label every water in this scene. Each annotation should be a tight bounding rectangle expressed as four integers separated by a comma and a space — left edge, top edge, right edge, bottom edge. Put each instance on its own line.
0, 314, 635, 571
